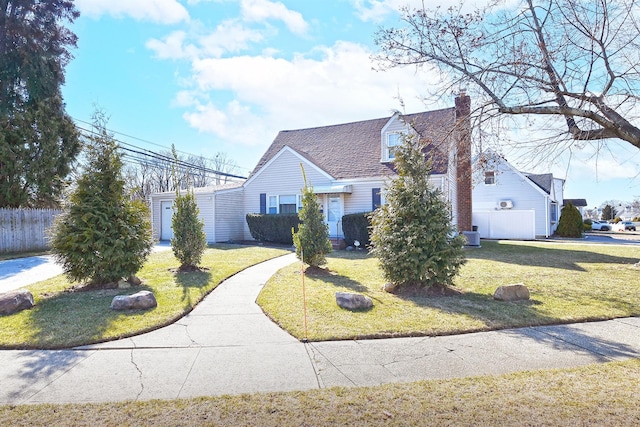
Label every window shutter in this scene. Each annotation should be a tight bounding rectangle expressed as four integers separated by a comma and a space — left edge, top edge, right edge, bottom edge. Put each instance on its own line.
259, 193, 266, 214
372, 188, 381, 210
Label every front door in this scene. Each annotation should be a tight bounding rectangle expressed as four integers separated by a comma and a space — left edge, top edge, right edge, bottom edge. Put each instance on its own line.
160, 201, 174, 241
325, 194, 343, 237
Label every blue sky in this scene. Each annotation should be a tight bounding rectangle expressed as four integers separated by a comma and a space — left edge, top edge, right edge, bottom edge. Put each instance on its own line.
61, 0, 640, 208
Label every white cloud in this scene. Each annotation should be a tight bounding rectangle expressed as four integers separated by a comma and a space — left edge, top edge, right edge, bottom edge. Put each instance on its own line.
240, 0, 309, 35
76, 0, 189, 24
147, 20, 265, 60
178, 41, 440, 147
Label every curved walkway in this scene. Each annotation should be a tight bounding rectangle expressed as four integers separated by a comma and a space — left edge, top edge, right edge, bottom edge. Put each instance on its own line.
1, 253, 639, 405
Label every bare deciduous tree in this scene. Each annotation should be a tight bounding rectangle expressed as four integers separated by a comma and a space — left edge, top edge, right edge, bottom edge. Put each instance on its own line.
374, 0, 640, 160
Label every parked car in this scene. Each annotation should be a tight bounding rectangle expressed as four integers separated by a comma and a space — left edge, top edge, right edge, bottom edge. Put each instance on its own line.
613, 221, 637, 231
591, 220, 612, 231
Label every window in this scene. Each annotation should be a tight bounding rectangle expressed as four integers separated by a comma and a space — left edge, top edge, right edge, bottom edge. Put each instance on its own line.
386, 133, 401, 160
268, 196, 277, 214
484, 171, 496, 185
550, 202, 558, 223
279, 195, 297, 214
266, 194, 301, 214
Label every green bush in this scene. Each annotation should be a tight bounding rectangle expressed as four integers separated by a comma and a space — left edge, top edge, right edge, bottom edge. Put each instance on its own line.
293, 179, 332, 267
246, 214, 300, 244
50, 121, 153, 285
342, 212, 372, 248
555, 203, 584, 237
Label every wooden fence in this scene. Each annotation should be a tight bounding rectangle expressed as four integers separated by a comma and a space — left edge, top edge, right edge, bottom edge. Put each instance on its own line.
0, 208, 62, 253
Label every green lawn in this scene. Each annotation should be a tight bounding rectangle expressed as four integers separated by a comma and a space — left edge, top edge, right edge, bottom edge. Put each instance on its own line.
0, 245, 290, 349
258, 240, 640, 341
2, 359, 639, 426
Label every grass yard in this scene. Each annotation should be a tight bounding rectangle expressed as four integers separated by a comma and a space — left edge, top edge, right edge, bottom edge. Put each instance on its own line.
0, 244, 290, 349
2, 358, 640, 426
258, 240, 640, 341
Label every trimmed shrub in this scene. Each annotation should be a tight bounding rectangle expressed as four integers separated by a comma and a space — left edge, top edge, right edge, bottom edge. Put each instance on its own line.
342, 212, 372, 247
293, 179, 332, 267
556, 203, 584, 237
171, 189, 207, 270
246, 213, 300, 244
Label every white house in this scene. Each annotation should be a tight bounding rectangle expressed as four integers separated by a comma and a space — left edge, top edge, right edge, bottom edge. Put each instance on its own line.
150, 94, 474, 243
472, 151, 564, 239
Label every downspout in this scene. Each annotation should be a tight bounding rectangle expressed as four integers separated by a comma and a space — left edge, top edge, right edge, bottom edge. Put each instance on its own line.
545, 195, 550, 238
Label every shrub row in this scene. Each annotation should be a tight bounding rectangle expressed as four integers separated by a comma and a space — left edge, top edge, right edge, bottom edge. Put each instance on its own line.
246, 212, 375, 248
341, 212, 372, 248
246, 214, 300, 245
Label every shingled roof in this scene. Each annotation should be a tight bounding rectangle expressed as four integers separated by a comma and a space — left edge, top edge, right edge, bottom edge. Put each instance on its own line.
249, 108, 458, 180
526, 173, 554, 194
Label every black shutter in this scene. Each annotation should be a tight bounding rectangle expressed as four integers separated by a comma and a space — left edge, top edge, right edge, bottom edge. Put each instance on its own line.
260, 193, 266, 214
372, 188, 381, 210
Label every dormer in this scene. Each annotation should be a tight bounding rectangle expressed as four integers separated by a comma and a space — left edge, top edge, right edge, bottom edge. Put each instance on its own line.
380, 112, 415, 163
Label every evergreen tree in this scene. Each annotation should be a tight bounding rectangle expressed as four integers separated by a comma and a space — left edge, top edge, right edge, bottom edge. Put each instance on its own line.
601, 204, 617, 221
555, 202, 584, 237
50, 113, 153, 285
370, 133, 466, 290
170, 146, 207, 271
0, 1, 81, 207
293, 167, 332, 268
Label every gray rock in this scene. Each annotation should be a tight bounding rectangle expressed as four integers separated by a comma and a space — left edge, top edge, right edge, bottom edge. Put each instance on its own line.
110, 290, 157, 311
0, 289, 35, 315
494, 283, 530, 301
336, 292, 373, 310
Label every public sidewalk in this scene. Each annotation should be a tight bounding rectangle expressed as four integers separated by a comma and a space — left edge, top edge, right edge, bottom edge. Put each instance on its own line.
0, 253, 639, 405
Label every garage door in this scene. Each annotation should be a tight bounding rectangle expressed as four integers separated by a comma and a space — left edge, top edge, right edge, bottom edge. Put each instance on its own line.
472, 210, 535, 240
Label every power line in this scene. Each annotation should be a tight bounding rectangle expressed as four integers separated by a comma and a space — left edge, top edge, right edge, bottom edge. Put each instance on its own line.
75, 125, 247, 180
72, 117, 251, 173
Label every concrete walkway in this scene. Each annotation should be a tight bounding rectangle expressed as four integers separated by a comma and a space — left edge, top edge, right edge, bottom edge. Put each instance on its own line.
1, 253, 639, 405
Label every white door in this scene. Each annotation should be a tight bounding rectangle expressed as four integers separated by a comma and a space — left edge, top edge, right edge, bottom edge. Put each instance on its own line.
326, 194, 344, 237
160, 201, 174, 241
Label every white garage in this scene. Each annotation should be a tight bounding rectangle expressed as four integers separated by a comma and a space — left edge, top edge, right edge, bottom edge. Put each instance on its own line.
473, 210, 536, 240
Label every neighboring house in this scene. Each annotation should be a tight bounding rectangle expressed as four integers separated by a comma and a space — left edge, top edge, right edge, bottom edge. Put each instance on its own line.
472, 152, 565, 239
563, 198, 588, 218
150, 94, 473, 243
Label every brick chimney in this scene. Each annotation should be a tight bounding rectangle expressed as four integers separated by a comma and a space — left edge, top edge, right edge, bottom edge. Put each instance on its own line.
455, 92, 472, 232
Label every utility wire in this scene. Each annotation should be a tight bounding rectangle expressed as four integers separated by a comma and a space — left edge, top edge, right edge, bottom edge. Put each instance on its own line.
75, 125, 247, 180
72, 117, 251, 173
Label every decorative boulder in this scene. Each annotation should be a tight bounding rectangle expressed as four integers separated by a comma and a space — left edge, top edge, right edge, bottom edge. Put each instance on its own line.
336, 292, 373, 310
494, 283, 530, 302
0, 289, 35, 315
110, 290, 157, 311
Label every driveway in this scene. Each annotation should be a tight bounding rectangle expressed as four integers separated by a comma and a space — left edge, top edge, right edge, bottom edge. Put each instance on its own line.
0, 243, 173, 294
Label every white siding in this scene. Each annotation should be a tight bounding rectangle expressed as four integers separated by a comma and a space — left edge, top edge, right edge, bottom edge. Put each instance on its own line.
343, 180, 387, 215
214, 189, 244, 242
473, 158, 551, 238
243, 149, 332, 239
194, 193, 214, 243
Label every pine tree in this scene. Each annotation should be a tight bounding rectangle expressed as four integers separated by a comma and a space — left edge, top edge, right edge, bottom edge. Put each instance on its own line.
50, 113, 153, 285
170, 146, 207, 271
601, 204, 617, 221
292, 166, 332, 268
555, 202, 584, 237
370, 133, 466, 291
0, 1, 81, 207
